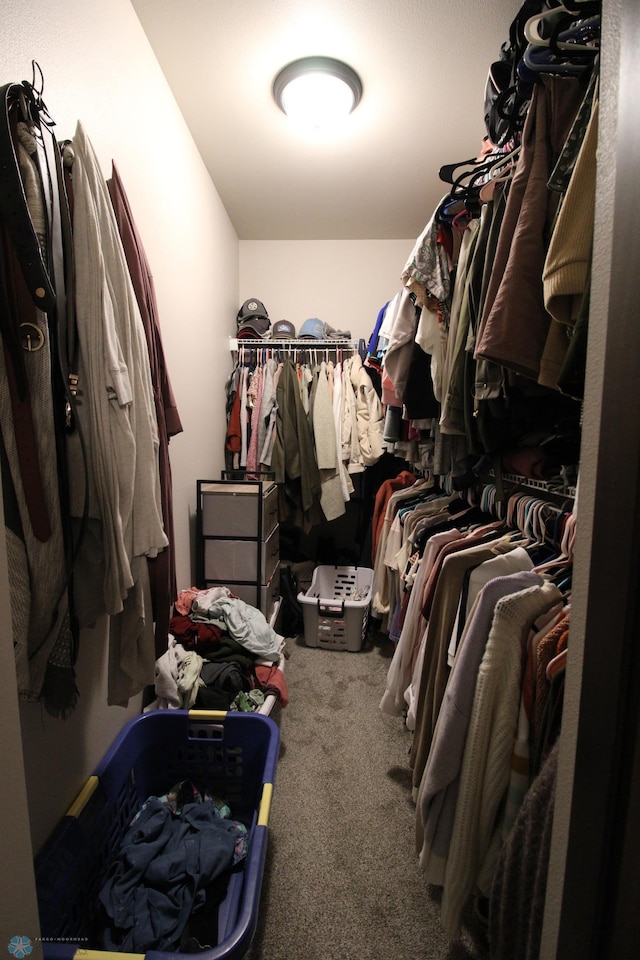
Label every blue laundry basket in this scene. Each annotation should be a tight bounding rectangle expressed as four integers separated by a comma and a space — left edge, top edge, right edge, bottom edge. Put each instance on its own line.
34, 709, 280, 960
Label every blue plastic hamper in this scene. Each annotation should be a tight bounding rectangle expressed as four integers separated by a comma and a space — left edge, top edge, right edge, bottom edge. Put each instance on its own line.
34, 709, 280, 960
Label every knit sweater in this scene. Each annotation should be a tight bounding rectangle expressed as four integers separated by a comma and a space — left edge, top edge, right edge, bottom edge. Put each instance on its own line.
409, 534, 517, 791
440, 580, 562, 938
415, 568, 543, 882
489, 740, 560, 960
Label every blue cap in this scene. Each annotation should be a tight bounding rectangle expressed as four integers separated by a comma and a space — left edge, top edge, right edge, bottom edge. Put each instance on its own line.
298, 317, 324, 340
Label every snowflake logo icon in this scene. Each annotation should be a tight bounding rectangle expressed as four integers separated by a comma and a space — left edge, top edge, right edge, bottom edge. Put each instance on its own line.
7, 937, 32, 958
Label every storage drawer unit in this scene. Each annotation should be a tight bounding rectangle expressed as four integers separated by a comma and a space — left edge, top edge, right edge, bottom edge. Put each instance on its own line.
203, 524, 279, 584
201, 481, 278, 540
197, 478, 280, 621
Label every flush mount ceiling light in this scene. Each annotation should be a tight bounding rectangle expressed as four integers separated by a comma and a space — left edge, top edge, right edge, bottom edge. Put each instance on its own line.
273, 56, 363, 129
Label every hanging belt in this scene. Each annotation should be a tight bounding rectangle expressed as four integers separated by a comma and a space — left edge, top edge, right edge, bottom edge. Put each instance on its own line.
0, 235, 52, 542
0, 80, 71, 543
0, 82, 56, 311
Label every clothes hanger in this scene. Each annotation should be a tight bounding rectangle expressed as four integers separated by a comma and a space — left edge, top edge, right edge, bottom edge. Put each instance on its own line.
473, 144, 523, 201
522, 39, 596, 77
521, 5, 600, 77
438, 137, 498, 184
438, 156, 485, 186
546, 647, 568, 680
524, 6, 598, 53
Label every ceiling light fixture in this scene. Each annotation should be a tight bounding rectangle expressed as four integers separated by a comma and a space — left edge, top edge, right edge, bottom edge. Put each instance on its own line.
273, 56, 363, 129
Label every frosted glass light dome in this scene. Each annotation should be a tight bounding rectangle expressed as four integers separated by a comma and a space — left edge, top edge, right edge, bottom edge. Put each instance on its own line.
273, 57, 363, 130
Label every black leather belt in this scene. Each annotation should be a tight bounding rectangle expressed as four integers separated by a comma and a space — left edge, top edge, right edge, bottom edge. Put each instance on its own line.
0, 82, 56, 311
0, 78, 76, 543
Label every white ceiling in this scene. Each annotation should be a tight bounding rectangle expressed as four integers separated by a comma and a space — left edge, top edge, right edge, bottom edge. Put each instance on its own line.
130, 0, 518, 241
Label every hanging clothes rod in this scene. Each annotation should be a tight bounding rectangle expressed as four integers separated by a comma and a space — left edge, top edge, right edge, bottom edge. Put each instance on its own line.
229, 337, 360, 350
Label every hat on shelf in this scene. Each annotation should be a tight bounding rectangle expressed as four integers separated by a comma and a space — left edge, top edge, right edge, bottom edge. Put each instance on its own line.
237, 298, 269, 323
236, 298, 270, 338
272, 319, 297, 339
237, 315, 271, 338
298, 317, 325, 340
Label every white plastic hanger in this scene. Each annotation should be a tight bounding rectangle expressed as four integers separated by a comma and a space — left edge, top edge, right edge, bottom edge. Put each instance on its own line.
524, 5, 599, 54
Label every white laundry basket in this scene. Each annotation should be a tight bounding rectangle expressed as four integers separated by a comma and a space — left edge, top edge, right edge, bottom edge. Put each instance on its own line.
298, 565, 373, 651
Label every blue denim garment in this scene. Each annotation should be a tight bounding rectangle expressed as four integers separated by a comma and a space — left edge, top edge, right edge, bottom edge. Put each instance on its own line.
98, 797, 245, 951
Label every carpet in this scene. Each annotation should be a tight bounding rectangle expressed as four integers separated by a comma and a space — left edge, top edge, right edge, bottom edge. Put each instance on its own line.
244, 631, 488, 960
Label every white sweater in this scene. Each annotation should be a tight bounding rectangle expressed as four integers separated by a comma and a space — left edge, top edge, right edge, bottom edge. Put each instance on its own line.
440, 580, 563, 938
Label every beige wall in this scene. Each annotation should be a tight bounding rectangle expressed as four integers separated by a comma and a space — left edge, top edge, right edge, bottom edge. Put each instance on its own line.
2, 0, 239, 942
1, 3, 416, 941
239, 239, 414, 340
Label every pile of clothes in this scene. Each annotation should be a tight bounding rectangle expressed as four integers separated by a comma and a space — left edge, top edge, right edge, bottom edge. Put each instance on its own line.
147, 586, 289, 712
97, 779, 247, 952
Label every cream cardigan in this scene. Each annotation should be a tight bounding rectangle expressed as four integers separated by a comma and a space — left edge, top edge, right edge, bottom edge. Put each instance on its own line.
440, 579, 563, 938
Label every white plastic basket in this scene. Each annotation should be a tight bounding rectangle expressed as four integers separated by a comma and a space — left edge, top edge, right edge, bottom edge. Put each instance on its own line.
298, 565, 373, 651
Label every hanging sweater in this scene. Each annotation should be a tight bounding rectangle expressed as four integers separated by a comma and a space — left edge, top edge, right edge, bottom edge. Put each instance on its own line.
415, 568, 542, 884
440, 580, 563, 938
489, 740, 560, 960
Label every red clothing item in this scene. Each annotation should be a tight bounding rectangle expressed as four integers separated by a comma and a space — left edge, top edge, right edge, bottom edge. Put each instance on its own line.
371, 470, 417, 565
169, 614, 222, 654
226, 384, 242, 453
255, 663, 289, 707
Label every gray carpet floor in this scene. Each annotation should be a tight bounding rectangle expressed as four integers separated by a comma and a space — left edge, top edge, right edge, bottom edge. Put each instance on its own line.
244, 631, 488, 960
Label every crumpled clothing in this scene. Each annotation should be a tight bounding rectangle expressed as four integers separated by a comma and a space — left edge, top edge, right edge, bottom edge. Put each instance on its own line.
190, 596, 283, 661
176, 650, 205, 708
131, 780, 248, 865
195, 661, 250, 710
150, 635, 188, 710
98, 793, 247, 952
231, 689, 266, 712
174, 587, 202, 615
255, 663, 289, 707
191, 585, 232, 610
170, 613, 223, 654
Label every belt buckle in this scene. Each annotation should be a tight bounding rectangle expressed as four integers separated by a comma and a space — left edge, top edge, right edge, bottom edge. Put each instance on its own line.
19, 321, 44, 352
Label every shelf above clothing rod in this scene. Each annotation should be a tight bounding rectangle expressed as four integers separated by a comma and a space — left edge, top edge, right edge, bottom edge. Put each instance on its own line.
229, 337, 360, 351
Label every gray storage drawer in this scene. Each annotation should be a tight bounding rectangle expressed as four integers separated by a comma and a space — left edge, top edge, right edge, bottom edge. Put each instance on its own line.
203, 524, 279, 584
200, 481, 278, 539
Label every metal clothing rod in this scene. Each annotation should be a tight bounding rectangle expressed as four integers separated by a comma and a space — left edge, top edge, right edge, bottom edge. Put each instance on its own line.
229, 337, 359, 350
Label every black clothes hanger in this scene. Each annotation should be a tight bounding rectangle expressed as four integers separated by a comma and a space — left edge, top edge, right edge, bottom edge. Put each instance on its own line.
436, 143, 520, 225
520, 9, 600, 79
439, 153, 489, 187
483, 0, 542, 146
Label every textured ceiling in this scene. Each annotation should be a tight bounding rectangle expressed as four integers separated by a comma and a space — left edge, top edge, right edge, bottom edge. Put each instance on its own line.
131, 0, 518, 240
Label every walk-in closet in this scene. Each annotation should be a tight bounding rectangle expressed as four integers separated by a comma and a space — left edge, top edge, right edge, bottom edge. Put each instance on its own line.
3, 2, 640, 959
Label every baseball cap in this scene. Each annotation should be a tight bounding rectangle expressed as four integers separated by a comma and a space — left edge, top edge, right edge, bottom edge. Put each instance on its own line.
237, 315, 271, 338
272, 319, 297, 339
237, 298, 269, 325
298, 317, 325, 340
